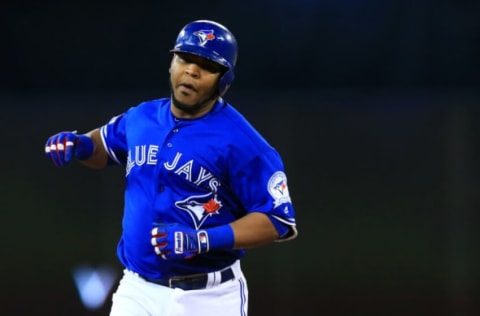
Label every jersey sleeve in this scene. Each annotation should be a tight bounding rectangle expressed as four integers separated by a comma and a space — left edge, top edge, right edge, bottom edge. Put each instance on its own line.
100, 113, 129, 166
230, 149, 297, 241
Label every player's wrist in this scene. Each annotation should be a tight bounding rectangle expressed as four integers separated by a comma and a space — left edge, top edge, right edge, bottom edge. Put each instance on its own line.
74, 134, 94, 160
204, 224, 235, 251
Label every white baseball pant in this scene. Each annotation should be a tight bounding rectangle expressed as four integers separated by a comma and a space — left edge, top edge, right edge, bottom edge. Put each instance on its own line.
109, 260, 248, 316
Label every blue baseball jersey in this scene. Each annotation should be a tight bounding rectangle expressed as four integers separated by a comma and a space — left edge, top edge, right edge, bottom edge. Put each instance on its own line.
100, 97, 296, 278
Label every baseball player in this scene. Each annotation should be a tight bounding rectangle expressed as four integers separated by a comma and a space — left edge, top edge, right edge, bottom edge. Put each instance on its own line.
44, 20, 298, 316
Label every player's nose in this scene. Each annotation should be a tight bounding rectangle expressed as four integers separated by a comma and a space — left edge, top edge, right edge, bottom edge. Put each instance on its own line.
184, 63, 201, 78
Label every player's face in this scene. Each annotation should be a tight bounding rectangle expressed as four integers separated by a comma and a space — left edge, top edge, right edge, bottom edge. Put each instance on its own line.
169, 53, 224, 118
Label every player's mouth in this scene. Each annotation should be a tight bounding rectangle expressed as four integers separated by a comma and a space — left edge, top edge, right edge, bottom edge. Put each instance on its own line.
178, 83, 197, 95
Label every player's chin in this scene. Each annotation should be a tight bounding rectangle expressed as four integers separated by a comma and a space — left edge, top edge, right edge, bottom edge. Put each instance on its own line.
174, 97, 198, 110
171, 93, 200, 112
173, 89, 197, 104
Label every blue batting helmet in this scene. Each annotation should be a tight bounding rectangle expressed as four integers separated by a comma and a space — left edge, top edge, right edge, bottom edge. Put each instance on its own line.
170, 20, 238, 97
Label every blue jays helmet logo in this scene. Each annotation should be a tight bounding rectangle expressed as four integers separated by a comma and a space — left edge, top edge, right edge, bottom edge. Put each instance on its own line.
193, 29, 215, 46
175, 192, 223, 229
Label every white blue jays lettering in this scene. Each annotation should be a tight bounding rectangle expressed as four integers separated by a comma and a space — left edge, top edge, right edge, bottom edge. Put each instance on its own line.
126, 149, 220, 192
126, 145, 159, 175
164, 152, 220, 192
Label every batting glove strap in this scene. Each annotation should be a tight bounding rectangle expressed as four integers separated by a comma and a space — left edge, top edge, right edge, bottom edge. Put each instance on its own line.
183, 225, 235, 254
196, 230, 209, 253
173, 230, 209, 255
151, 223, 234, 260
74, 134, 94, 160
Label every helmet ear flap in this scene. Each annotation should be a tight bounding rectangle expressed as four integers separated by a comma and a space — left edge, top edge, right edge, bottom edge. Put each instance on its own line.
219, 68, 235, 97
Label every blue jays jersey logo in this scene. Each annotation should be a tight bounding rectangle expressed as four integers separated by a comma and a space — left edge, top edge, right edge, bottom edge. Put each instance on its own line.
193, 29, 215, 46
175, 193, 223, 229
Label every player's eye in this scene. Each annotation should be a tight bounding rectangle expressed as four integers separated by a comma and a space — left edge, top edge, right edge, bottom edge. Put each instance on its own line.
200, 62, 225, 74
176, 53, 224, 74
176, 54, 189, 64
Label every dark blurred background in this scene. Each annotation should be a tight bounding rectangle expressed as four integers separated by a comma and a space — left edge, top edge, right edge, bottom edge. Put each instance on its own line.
1, 1, 480, 315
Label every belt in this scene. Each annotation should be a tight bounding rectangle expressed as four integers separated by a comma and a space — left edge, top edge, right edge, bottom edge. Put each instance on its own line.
141, 267, 235, 291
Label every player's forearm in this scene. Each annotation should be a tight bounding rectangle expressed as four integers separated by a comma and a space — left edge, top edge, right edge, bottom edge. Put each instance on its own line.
229, 212, 279, 249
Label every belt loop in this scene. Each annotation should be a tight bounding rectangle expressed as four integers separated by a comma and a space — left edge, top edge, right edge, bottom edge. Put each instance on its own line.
229, 260, 240, 279
205, 270, 221, 288
205, 272, 214, 288
213, 270, 222, 286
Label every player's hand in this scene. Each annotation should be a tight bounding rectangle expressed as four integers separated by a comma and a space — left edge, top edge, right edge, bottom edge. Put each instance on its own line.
151, 222, 209, 260
44, 131, 94, 166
